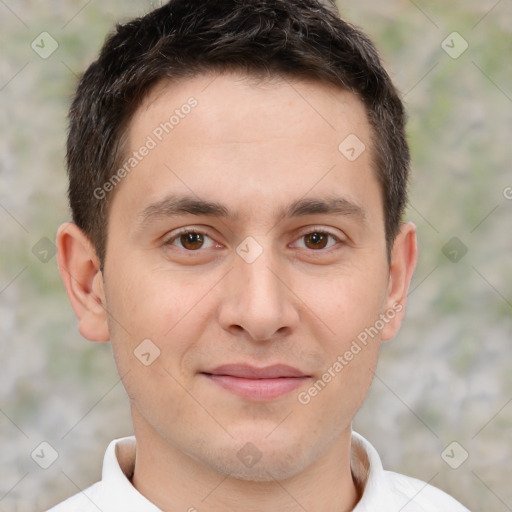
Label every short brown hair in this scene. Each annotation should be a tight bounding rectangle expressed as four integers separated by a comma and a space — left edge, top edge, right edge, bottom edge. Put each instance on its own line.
66, 0, 409, 269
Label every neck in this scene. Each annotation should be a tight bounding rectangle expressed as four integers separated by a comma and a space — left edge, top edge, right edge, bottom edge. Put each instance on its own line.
130, 409, 361, 512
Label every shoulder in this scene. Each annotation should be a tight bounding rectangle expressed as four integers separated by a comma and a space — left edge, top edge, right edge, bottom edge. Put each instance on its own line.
45, 481, 103, 511
383, 470, 471, 512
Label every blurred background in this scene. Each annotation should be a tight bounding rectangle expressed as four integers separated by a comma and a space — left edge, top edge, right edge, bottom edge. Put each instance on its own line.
0, 1, 511, 510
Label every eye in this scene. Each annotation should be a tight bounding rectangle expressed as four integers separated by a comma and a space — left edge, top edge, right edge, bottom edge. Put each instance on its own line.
293, 230, 342, 251
165, 229, 218, 251
164, 228, 343, 253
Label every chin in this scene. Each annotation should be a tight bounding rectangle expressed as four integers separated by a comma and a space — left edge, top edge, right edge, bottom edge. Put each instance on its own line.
192, 436, 315, 482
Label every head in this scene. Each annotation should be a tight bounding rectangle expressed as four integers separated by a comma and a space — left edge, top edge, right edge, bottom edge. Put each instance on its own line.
57, 0, 417, 484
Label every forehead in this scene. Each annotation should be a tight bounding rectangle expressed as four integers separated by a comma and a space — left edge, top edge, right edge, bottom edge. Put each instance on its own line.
133, 72, 371, 146
110, 72, 380, 229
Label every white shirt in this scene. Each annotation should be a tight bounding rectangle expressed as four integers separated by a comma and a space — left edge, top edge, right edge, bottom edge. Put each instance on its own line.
47, 432, 470, 511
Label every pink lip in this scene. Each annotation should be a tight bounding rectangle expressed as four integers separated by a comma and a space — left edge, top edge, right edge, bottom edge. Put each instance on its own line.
201, 364, 311, 401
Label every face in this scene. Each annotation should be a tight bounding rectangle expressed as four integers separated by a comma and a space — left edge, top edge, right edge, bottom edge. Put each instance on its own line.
69, 72, 415, 481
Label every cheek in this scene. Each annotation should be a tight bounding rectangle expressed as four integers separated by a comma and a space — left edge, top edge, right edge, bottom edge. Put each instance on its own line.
104, 270, 208, 422
307, 262, 389, 345
108, 266, 196, 336
104, 266, 216, 377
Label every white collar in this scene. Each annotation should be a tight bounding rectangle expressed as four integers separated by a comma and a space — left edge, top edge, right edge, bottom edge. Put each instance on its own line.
100, 436, 160, 511
86, 432, 466, 511
350, 431, 401, 511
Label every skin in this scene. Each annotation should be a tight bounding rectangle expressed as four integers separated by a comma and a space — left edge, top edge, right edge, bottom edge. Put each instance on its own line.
56, 72, 417, 512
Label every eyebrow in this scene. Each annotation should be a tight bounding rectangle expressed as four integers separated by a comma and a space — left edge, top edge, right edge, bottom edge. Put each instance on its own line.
136, 193, 367, 228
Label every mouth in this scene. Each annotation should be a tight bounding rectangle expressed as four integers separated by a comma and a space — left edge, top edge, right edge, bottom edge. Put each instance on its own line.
200, 364, 311, 401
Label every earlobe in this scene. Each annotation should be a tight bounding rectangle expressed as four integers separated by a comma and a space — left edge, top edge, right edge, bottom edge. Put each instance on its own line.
56, 222, 110, 342
381, 221, 418, 342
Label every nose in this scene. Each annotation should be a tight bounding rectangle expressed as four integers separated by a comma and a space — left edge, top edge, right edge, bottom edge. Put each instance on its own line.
217, 243, 300, 342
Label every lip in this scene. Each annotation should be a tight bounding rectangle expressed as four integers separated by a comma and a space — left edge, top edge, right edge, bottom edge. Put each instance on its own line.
205, 364, 308, 379
201, 364, 311, 401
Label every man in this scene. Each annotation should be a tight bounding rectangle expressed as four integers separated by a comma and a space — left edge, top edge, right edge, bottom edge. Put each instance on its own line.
51, 0, 470, 510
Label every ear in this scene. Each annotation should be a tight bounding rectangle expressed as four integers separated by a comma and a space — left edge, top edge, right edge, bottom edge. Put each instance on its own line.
381, 221, 418, 342
56, 222, 110, 342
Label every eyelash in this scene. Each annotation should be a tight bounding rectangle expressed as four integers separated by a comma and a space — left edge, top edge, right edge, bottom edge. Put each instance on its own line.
164, 227, 343, 252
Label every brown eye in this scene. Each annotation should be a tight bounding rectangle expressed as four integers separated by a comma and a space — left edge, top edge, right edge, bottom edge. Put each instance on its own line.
303, 232, 329, 250
296, 231, 339, 251
166, 230, 216, 251
180, 232, 204, 250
